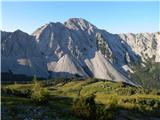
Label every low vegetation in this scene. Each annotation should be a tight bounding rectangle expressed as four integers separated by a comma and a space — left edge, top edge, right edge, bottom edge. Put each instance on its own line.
1, 78, 160, 120
31, 79, 50, 104
72, 95, 96, 120
131, 62, 160, 89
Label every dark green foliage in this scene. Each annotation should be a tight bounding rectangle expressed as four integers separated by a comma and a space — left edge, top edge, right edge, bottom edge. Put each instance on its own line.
72, 95, 117, 120
96, 96, 118, 120
121, 98, 160, 110
131, 62, 160, 89
150, 89, 160, 95
72, 95, 96, 120
106, 82, 160, 97
113, 87, 157, 96
31, 80, 50, 104
96, 105, 115, 120
115, 87, 135, 96
1, 87, 31, 98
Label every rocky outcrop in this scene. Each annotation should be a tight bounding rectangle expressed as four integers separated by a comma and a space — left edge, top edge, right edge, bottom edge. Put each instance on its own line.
1, 30, 49, 78
119, 32, 159, 62
155, 32, 160, 62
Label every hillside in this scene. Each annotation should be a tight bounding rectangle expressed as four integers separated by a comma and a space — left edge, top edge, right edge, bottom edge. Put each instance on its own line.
2, 78, 160, 120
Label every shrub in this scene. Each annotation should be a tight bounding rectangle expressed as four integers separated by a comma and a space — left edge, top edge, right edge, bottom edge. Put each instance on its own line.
115, 87, 136, 96
72, 95, 96, 120
72, 95, 117, 120
31, 80, 50, 104
96, 105, 114, 120
150, 89, 160, 95
95, 95, 117, 120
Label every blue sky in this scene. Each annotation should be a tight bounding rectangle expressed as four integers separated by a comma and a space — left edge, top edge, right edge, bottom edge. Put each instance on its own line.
1, 1, 159, 34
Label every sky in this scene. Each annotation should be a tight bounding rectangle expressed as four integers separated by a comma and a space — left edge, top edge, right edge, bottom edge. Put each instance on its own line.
1, 1, 159, 34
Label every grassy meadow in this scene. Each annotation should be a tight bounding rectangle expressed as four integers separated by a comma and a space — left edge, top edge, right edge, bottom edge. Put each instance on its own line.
1, 78, 160, 120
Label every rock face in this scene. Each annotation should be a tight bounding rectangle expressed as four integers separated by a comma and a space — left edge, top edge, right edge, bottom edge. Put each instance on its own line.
119, 32, 160, 62
155, 33, 160, 62
1, 30, 49, 78
1, 18, 159, 86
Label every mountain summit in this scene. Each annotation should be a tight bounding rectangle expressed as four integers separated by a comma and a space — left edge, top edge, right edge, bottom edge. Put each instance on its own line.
1, 18, 159, 86
64, 18, 97, 31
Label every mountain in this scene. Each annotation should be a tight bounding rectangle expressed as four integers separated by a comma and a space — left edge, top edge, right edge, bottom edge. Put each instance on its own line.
1, 18, 159, 87
1, 30, 49, 78
119, 32, 160, 62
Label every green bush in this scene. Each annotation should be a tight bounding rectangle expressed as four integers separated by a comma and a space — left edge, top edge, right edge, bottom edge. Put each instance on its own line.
72, 95, 96, 120
96, 105, 115, 120
96, 96, 117, 120
115, 87, 135, 96
121, 97, 160, 111
31, 80, 50, 104
72, 95, 117, 120
149, 89, 160, 95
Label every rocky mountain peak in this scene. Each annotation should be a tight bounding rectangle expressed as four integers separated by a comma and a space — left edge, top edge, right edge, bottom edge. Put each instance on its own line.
32, 22, 64, 37
14, 29, 33, 37
13, 29, 28, 37
64, 18, 97, 31
47, 22, 64, 28
14, 29, 24, 33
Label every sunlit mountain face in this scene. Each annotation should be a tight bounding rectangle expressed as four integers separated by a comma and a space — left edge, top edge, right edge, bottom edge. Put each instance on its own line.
1, 18, 160, 88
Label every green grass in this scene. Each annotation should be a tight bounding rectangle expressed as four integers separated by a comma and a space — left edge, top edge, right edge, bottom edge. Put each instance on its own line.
1, 96, 31, 105
1, 78, 160, 120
